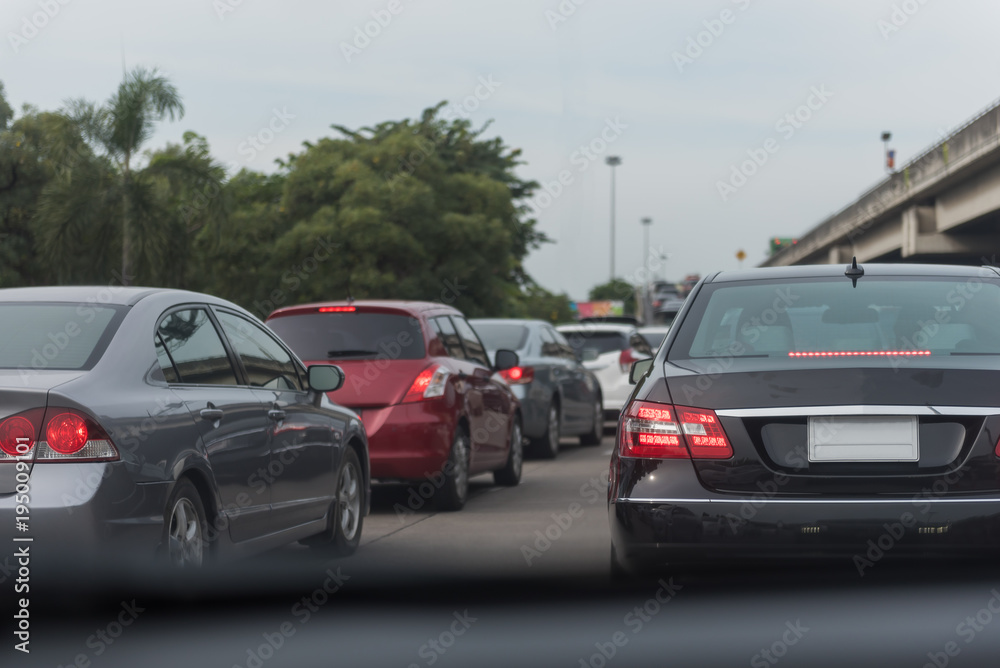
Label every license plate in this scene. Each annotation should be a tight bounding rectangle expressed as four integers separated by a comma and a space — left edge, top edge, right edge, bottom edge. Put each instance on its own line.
808, 416, 919, 462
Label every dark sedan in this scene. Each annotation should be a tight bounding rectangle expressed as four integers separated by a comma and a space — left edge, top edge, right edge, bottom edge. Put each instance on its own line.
0, 286, 369, 568
470, 319, 603, 458
611, 263, 1000, 575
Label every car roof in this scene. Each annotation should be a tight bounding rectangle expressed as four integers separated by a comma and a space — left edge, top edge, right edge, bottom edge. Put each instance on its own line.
0, 285, 219, 307
707, 263, 1000, 284
268, 299, 462, 319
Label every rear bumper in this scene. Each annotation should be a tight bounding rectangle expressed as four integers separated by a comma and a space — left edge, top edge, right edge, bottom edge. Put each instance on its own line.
0, 462, 169, 565
610, 496, 1000, 568
361, 401, 454, 480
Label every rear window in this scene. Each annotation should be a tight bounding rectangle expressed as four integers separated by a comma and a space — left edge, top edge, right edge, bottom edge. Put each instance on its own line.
669, 277, 1000, 363
0, 303, 121, 370
471, 323, 529, 351
560, 329, 628, 356
267, 312, 425, 361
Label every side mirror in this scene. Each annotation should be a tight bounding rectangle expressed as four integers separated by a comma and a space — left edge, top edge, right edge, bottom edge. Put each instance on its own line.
308, 365, 345, 392
629, 359, 654, 385
493, 349, 519, 372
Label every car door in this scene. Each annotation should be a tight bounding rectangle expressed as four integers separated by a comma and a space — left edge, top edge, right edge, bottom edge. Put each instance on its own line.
451, 316, 511, 467
547, 326, 591, 432
154, 306, 271, 543
214, 309, 341, 535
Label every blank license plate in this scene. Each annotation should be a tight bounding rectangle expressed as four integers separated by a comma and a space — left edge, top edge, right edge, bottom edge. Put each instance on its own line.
808, 416, 919, 462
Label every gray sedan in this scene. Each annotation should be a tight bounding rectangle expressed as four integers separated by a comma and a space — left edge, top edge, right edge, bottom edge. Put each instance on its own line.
0, 286, 369, 568
470, 319, 603, 458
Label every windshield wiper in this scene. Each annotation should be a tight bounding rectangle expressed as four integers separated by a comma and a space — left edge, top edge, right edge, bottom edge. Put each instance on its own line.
327, 349, 378, 358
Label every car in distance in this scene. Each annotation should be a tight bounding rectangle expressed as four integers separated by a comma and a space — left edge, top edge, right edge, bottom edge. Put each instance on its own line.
637, 326, 673, 353
556, 322, 653, 420
267, 301, 523, 511
611, 263, 1000, 575
470, 319, 604, 458
0, 286, 369, 569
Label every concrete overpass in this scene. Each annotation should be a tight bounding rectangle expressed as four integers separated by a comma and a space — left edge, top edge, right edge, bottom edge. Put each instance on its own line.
763, 98, 1000, 267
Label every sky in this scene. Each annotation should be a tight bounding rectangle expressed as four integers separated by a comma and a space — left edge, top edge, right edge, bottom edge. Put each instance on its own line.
3, 0, 1000, 301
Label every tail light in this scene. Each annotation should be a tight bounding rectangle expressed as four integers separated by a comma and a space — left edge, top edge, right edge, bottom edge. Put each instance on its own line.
995, 436, 1000, 459
402, 365, 450, 403
499, 366, 534, 385
619, 400, 732, 459
0, 407, 118, 463
619, 348, 639, 373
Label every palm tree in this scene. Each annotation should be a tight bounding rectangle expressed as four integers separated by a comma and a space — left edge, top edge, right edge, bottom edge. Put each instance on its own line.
34, 67, 223, 286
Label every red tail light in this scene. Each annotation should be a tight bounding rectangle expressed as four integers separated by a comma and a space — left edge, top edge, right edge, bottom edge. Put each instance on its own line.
619, 348, 639, 373
402, 365, 450, 403
500, 366, 534, 385
995, 436, 1000, 459
619, 400, 732, 459
0, 407, 117, 462
318, 306, 356, 313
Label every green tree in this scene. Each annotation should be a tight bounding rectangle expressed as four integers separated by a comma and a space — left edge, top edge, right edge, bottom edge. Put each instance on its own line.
588, 278, 637, 315
513, 283, 575, 323
34, 68, 220, 285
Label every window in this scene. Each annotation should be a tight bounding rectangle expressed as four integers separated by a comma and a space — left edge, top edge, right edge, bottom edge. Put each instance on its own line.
217, 311, 303, 391
156, 309, 238, 385
539, 327, 563, 358
430, 316, 466, 359
267, 311, 425, 361
471, 322, 530, 352
550, 329, 578, 361
452, 317, 491, 367
0, 304, 121, 370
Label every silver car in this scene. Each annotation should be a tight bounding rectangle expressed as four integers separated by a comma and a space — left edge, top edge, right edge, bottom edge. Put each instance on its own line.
0, 286, 369, 569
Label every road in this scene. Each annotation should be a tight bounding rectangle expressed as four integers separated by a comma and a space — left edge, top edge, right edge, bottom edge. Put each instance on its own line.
16, 429, 1000, 668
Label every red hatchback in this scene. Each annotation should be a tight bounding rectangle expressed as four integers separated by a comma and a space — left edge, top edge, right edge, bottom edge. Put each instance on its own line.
267, 301, 523, 510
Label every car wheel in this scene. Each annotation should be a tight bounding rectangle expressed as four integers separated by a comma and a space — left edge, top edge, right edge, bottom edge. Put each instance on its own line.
305, 447, 365, 555
494, 417, 523, 486
435, 428, 470, 511
531, 402, 560, 459
580, 395, 604, 446
163, 479, 208, 569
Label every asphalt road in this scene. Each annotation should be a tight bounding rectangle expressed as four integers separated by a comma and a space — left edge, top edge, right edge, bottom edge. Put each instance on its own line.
14, 428, 1000, 668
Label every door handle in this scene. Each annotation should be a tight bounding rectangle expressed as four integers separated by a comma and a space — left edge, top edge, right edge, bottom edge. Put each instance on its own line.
200, 408, 224, 421
268, 409, 287, 422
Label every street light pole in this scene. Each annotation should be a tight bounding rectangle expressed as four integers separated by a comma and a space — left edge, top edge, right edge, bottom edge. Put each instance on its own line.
641, 217, 652, 276
606, 156, 622, 281
881, 131, 893, 174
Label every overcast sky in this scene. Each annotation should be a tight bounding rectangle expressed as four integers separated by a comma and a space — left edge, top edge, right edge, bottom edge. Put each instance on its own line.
4, 0, 1000, 300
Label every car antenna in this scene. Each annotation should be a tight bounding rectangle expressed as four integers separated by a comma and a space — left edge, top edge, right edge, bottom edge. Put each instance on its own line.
845, 256, 864, 288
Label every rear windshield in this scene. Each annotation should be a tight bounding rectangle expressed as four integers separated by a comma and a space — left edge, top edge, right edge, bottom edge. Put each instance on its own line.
669, 276, 1000, 363
471, 323, 529, 351
0, 303, 122, 370
267, 312, 425, 361
561, 330, 628, 356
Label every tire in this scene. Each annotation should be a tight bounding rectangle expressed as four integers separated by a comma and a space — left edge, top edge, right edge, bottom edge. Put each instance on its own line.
531, 401, 560, 459
435, 428, 471, 511
163, 479, 208, 569
580, 395, 604, 446
494, 416, 523, 487
306, 447, 365, 556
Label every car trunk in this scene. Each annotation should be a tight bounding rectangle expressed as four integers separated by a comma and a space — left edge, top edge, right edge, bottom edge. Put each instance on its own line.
308, 358, 431, 411
665, 362, 1000, 496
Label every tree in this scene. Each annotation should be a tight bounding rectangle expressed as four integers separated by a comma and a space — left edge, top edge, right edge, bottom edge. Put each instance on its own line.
589, 278, 637, 315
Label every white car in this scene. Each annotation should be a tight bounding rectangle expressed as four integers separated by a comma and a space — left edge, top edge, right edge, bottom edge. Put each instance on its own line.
556, 323, 653, 419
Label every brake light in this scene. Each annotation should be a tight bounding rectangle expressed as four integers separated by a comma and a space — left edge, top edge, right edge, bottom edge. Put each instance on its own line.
318, 306, 356, 313
0, 407, 118, 462
995, 436, 1000, 459
0, 414, 37, 458
619, 400, 732, 459
619, 348, 639, 373
500, 366, 534, 385
402, 365, 450, 403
